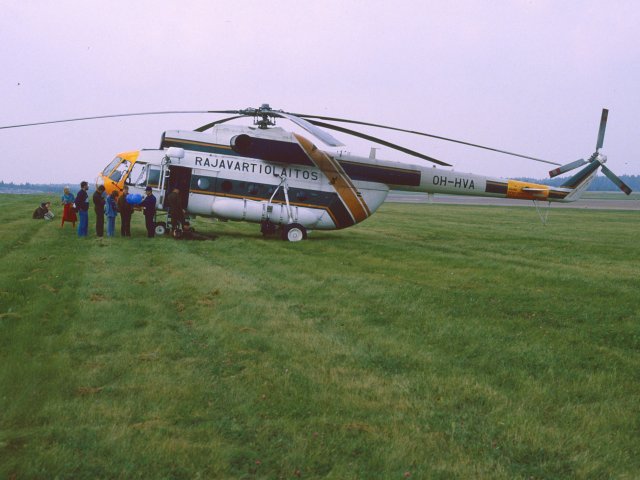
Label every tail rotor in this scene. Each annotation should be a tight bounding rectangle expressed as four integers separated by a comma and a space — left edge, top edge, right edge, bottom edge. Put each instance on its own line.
548, 108, 632, 195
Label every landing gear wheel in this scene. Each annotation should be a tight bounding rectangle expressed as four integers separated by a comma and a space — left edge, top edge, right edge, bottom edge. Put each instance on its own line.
282, 223, 307, 242
154, 222, 166, 236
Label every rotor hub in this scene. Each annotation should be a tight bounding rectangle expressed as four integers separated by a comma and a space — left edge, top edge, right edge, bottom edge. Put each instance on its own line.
239, 104, 276, 129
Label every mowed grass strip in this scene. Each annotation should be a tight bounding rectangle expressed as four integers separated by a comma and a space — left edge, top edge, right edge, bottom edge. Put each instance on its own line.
0, 193, 638, 479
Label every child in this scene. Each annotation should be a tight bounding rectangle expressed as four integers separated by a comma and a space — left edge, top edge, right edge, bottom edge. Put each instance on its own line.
105, 191, 119, 237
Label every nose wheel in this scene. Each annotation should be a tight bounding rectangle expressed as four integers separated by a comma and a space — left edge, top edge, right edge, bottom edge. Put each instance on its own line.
154, 221, 167, 236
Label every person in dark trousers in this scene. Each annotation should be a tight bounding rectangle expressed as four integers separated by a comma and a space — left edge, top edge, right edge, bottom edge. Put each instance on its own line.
105, 190, 118, 237
140, 186, 157, 238
93, 185, 106, 237
165, 187, 185, 233
76, 181, 90, 237
117, 185, 134, 236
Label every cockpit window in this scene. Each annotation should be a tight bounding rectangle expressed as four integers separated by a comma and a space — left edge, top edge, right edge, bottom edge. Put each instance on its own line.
102, 157, 122, 176
128, 162, 146, 186
109, 160, 131, 182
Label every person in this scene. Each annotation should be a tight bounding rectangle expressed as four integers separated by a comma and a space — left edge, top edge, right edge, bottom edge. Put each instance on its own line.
117, 185, 134, 236
165, 187, 185, 233
139, 186, 157, 238
60, 186, 77, 228
93, 185, 106, 237
76, 181, 90, 237
32, 201, 52, 219
105, 190, 119, 237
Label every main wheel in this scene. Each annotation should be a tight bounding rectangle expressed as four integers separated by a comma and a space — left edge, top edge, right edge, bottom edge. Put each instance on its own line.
282, 223, 307, 242
154, 222, 166, 236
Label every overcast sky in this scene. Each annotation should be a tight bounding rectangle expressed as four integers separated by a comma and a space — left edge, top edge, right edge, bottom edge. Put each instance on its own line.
1, 0, 639, 184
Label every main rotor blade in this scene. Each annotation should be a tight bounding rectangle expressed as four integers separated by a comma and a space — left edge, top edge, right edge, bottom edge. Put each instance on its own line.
194, 115, 246, 132
596, 108, 608, 151
0, 111, 214, 130
292, 112, 560, 166
600, 164, 632, 195
307, 119, 452, 167
549, 158, 588, 178
271, 111, 344, 147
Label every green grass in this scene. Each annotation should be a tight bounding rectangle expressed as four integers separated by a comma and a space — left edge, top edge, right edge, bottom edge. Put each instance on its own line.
1, 194, 639, 479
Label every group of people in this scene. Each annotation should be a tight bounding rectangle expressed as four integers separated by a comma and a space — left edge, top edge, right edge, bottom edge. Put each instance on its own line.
36, 182, 209, 240
61, 182, 158, 238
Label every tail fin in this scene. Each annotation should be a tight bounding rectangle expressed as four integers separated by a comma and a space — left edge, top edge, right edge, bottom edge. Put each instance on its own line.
561, 161, 600, 201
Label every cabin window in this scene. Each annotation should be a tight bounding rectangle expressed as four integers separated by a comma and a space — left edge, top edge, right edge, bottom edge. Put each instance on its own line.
295, 190, 308, 202
221, 180, 233, 192
147, 167, 161, 188
247, 183, 259, 196
197, 177, 211, 190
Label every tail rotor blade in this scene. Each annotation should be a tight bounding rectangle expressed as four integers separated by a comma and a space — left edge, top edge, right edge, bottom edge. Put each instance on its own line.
600, 164, 632, 195
549, 158, 588, 178
596, 108, 608, 151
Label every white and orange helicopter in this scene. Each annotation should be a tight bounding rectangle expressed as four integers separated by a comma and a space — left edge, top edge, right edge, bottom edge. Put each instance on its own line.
2, 105, 631, 241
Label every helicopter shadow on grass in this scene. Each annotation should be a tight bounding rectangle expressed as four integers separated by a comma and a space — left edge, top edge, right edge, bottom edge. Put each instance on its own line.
164, 225, 347, 242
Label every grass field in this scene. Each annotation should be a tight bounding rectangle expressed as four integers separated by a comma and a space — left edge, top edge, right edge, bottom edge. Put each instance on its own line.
579, 191, 640, 201
1, 194, 638, 479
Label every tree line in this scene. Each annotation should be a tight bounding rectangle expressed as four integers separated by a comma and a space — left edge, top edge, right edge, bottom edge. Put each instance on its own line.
0, 181, 71, 194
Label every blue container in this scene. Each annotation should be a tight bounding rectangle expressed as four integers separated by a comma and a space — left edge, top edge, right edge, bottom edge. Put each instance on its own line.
126, 193, 144, 205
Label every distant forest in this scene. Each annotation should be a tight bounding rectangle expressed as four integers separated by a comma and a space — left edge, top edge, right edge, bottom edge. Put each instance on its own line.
1, 174, 639, 194
0, 182, 71, 194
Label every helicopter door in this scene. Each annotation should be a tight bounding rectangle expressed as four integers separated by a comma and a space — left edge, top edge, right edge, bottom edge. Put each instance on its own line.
166, 165, 192, 209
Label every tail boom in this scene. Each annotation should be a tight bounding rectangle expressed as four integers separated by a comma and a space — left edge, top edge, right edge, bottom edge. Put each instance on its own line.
396, 164, 577, 202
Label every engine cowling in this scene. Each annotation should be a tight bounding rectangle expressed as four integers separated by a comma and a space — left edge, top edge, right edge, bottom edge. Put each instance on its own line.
230, 134, 253, 156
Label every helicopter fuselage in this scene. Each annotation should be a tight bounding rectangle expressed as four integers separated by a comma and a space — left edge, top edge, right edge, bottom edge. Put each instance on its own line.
97, 124, 587, 233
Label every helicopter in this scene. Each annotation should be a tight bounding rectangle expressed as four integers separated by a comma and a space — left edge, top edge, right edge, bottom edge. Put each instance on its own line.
2, 105, 632, 241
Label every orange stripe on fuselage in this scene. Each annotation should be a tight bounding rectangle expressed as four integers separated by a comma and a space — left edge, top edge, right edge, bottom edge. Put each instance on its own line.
294, 134, 370, 223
